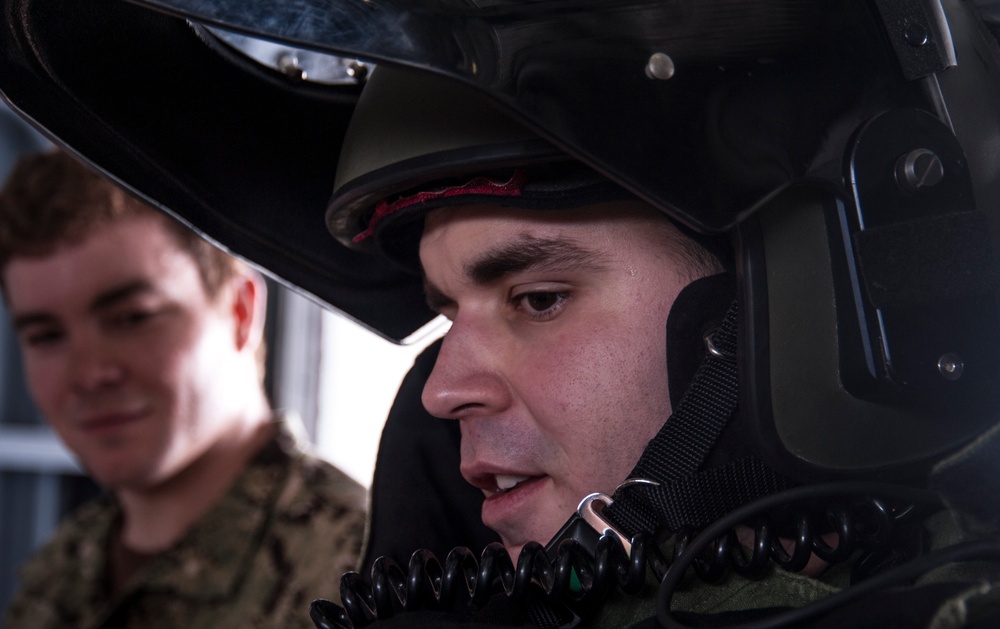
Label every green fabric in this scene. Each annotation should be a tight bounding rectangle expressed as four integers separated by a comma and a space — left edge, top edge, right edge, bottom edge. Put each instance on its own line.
583, 513, 1000, 628
585, 557, 843, 628
2, 416, 368, 629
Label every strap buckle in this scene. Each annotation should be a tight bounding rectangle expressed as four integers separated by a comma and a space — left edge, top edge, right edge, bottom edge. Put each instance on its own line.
543, 493, 630, 558
577, 493, 632, 554
545, 479, 660, 557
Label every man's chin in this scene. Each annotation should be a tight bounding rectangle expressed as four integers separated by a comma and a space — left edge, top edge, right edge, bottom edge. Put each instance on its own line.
87, 464, 157, 492
503, 540, 526, 561
500, 535, 556, 563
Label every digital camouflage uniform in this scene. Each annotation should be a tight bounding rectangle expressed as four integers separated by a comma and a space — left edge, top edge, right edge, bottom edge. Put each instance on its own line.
581, 514, 1000, 629
581, 426, 1000, 629
2, 415, 367, 629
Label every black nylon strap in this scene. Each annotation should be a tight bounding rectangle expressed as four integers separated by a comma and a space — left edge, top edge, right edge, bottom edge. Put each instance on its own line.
603, 299, 792, 536
633, 456, 795, 530
629, 300, 741, 483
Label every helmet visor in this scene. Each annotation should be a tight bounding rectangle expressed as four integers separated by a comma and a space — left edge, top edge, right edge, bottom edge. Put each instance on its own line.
138, 0, 915, 233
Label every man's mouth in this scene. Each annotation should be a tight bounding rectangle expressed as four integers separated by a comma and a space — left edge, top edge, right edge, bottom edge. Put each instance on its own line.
477, 473, 550, 546
495, 474, 532, 493
78, 407, 149, 433
464, 467, 544, 498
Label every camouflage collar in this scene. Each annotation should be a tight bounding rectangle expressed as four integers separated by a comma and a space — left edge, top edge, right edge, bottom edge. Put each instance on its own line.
121, 414, 301, 600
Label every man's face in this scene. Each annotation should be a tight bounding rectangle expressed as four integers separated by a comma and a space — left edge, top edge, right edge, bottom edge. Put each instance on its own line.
3, 213, 248, 491
419, 201, 713, 557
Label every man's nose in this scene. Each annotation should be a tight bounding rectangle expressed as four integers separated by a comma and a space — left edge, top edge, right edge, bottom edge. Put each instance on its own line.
68, 334, 125, 393
421, 318, 510, 421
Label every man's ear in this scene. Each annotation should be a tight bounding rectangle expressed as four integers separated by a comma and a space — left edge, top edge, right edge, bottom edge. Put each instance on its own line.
230, 269, 267, 354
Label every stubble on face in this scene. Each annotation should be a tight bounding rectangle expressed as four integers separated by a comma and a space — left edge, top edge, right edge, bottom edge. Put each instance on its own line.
418, 202, 717, 555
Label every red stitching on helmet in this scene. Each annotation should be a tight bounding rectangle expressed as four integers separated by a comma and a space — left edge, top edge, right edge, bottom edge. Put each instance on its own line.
353, 170, 528, 243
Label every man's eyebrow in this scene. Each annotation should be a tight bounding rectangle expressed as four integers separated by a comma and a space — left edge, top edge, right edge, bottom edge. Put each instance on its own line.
90, 280, 155, 312
11, 312, 57, 332
467, 235, 607, 285
11, 280, 154, 331
421, 236, 607, 313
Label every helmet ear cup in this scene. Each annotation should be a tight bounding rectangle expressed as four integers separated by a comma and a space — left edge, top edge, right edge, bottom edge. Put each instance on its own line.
742, 183, 1000, 483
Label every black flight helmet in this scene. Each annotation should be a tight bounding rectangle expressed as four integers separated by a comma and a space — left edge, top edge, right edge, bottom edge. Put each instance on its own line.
1, 0, 999, 485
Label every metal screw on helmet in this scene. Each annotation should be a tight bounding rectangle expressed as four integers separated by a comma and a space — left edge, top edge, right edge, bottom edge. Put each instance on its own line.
904, 22, 930, 47
894, 148, 944, 194
938, 353, 964, 381
346, 61, 368, 81
276, 52, 305, 80
646, 53, 675, 80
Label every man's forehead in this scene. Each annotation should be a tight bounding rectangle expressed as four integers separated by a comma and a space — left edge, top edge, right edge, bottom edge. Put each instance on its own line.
421, 200, 671, 256
417, 203, 679, 290
3, 216, 196, 311
424, 202, 593, 243
424, 199, 662, 227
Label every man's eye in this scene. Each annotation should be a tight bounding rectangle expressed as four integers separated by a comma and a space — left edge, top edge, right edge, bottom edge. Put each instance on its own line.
112, 310, 155, 328
514, 291, 568, 320
22, 329, 64, 348
524, 293, 560, 312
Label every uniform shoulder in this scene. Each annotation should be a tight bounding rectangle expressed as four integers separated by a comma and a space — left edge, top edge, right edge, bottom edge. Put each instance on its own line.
259, 447, 368, 595
14, 495, 115, 593
269, 413, 368, 512
288, 449, 368, 512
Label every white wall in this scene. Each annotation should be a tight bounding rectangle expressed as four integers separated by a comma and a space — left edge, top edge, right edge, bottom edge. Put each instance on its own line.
314, 313, 447, 487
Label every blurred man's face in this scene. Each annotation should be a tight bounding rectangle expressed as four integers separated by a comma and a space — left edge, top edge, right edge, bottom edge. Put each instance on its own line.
419, 201, 716, 557
3, 213, 249, 491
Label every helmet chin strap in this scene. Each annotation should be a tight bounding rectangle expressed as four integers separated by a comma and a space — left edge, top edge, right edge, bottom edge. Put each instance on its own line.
605, 292, 796, 537
547, 273, 795, 551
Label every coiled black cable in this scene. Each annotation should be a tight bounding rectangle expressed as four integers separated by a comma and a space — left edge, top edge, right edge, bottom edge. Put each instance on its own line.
312, 534, 654, 629
311, 482, 943, 629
